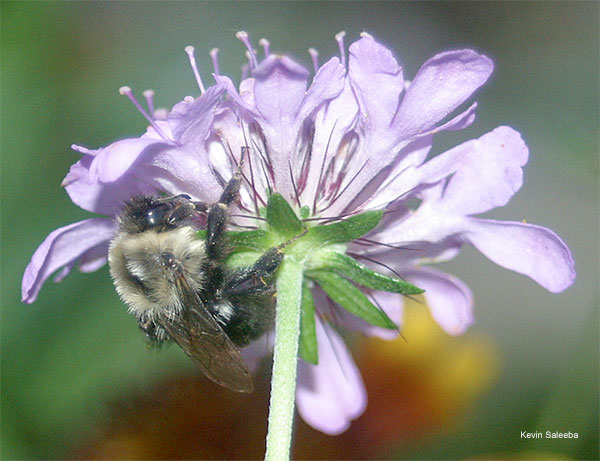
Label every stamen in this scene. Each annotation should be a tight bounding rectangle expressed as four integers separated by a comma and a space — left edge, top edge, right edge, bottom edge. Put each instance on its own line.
245, 144, 263, 212
142, 90, 155, 118
356, 237, 420, 251
288, 160, 301, 207
312, 120, 338, 214
239, 126, 267, 210
308, 48, 319, 73
302, 210, 359, 223
209, 48, 220, 75
296, 128, 313, 194
119, 86, 171, 142
245, 50, 256, 72
229, 223, 260, 230
70, 144, 97, 155
241, 63, 250, 81
335, 31, 346, 67
236, 31, 258, 69
230, 214, 268, 222
258, 38, 270, 57
347, 252, 406, 281
251, 132, 275, 186
320, 158, 369, 214
367, 291, 407, 341
184, 46, 205, 93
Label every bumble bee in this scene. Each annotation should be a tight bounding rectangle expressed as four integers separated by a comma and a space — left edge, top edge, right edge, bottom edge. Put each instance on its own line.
108, 166, 287, 393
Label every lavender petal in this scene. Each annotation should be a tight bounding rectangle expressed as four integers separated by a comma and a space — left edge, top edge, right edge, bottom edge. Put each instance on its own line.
296, 317, 367, 435
22, 218, 116, 303
406, 267, 474, 335
465, 218, 576, 293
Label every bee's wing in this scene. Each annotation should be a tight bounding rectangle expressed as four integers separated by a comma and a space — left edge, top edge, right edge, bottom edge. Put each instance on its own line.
158, 274, 254, 393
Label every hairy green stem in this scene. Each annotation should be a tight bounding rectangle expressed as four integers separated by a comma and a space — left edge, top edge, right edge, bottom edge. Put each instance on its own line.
265, 259, 303, 461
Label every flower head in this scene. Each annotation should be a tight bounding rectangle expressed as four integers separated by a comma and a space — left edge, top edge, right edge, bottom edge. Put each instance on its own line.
22, 32, 575, 436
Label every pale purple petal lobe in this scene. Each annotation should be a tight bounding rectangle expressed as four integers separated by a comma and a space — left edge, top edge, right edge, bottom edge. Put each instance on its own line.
252, 56, 310, 195
88, 138, 163, 184
392, 49, 493, 140
349, 35, 404, 133
406, 267, 474, 335
302, 79, 359, 206
441, 126, 529, 215
465, 218, 576, 293
22, 218, 116, 303
430, 101, 478, 133
63, 154, 156, 215
168, 84, 225, 144
296, 56, 345, 122
252, 55, 309, 122
296, 318, 367, 435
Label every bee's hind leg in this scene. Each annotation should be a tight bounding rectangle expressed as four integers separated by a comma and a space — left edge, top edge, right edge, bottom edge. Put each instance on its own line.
138, 314, 170, 344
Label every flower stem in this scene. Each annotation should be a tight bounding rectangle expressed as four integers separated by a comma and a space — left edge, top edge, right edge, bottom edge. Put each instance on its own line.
265, 258, 303, 461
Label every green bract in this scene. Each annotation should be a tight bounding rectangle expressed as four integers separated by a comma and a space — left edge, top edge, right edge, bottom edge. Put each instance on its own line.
215, 193, 424, 365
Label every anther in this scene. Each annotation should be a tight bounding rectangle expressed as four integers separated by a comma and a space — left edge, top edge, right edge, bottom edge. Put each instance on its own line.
119, 86, 172, 142
184, 46, 206, 94
335, 31, 347, 67
209, 48, 220, 75
241, 63, 250, 81
308, 48, 319, 73
153, 108, 168, 120
236, 31, 258, 69
70, 144, 97, 155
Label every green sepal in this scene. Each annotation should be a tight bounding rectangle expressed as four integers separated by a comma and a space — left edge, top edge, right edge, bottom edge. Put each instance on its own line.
197, 229, 272, 253
307, 210, 383, 245
308, 270, 397, 329
267, 193, 303, 238
322, 253, 425, 295
225, 229, 271, 252
298, 279, 318, 364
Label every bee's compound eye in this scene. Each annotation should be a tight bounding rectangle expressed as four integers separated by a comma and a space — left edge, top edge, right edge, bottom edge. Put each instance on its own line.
146, 203, 173, 226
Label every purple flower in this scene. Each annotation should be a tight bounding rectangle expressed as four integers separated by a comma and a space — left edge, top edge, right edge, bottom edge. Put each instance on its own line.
22, 32, 575, 435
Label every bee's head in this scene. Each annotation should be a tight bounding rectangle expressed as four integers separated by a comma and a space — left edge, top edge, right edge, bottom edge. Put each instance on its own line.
118, 194, 198, 234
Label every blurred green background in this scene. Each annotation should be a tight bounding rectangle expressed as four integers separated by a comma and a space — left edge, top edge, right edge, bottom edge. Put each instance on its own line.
2, 1, 598, 459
